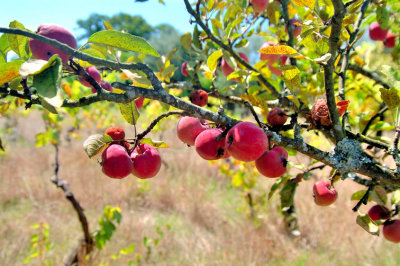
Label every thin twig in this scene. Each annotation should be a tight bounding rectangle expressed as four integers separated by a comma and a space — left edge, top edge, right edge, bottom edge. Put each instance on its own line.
362, 105, 389, 135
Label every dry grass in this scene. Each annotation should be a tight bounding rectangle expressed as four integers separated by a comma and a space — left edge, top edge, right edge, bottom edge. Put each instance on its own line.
1, 112, 400, 265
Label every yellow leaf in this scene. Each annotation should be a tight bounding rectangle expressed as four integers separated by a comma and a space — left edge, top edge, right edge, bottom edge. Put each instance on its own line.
335, 54, 341, 68
380, 87, 400, 109
291, 0, 316, 8
259, 45, 298, 55
204, 71, 213, 79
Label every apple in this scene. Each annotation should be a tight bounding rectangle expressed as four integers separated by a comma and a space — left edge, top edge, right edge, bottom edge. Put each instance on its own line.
101, 144, 133, 179
383, 220, 400, 243
195, 128, 229, 160
384, 33, 396, 49
80, 66, 102, 89
225, 122, 268, 162
313, 180, 338, 206
29, 24, 77, 63
177, 116, 209, 146
181, 61, 188, 77
267, 107, 288, 126
105, 126, 125, 141
255, 147, 288, 178
220, 52, 249, 78
259, 42, 281, 65
285, 19, 302, 37
99, 81, 113, 92
250, 0, 268, 14
368, 205, 391, 221
135, 97, 145, 109
369, 22, 389, 41
281, 55, 288, 65
190, 90, 208, 107
130, 144, 161, 179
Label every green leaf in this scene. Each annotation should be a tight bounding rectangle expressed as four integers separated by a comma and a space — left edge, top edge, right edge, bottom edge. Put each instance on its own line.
268, 175, 289, 200
207, 50, 223, 72
39, 96, 59, 114
140, 138, 169, 148
120, 244, 135, 255
88, 30, 160, 57
377, 6, 390, 30
351, 190, 369, 201
282, 66, 301, 93
391, 189, 400, 205
119, 100, 140, 125
356, 213, 380, 236
180, 32, 192, 51
0, 60, 24, 85
316, 39, 329, 55
83, 134, 113, 158
81, 48, 106, 59
206, 0, 214, 11
280, 180, 298, 208
192, 26, 202, 50
7, 20, 29, 59
32, 56, 63, 104
371, 186, 387, 206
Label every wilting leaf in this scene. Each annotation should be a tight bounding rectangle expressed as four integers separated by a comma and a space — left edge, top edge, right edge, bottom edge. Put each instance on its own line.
380, 87, 400, 109
371, 186, 387, 206
83, 134, 113, 158
0, 60, 23, 85
356, 213, 380, 236
280, 180, 298, 208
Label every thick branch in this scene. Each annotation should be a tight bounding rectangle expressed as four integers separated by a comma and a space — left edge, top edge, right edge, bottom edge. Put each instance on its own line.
280, 0, 297, 66
322, 0, 346, 142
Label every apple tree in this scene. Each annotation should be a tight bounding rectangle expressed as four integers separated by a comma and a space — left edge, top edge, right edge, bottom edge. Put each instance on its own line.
1, 0, 400, 263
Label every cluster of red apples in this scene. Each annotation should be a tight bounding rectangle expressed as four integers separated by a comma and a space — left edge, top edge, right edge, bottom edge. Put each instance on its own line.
367, 205, 400, 243
369, 22, 396, 49
101, 127, 161, 179
177, 107, 290, 179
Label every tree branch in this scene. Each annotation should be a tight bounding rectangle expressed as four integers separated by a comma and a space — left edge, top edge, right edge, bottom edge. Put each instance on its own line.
348, 64, 390, 89
322, 0, 346, 142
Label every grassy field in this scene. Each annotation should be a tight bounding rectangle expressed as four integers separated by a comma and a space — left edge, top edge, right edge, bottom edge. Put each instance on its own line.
1, 111, 400, 265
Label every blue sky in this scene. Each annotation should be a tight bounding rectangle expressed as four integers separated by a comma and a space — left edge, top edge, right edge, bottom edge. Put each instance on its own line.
0, 0, 193, 36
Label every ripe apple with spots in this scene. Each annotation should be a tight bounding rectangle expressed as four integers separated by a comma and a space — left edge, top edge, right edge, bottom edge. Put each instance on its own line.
255, 146, 288, 178
190, 90, 208, 107
368, 205, 391, 221
195, 128, 229, 160
267, 107, 288, 126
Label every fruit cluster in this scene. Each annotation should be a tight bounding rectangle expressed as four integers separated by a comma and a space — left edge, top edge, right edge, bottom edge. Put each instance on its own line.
367, 205, 400, 243
101, 127, 162, 179
369, 22, 396, 49
177, 116, 288, 178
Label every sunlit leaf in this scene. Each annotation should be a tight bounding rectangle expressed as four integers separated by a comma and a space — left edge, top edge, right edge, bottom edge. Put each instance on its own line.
207, 50, 223, 72
380, 87, 400, 109
7, 20, 29, 59
377, 6, 390, 30
0, 60, 23, 85
88, 30, 160, 57
291, 0, 316, 8
140, 138, 169, 148
119, 101, 140, 125
391, 189, 400, 205
180, 32, 192, 51
259, 45, 299, 55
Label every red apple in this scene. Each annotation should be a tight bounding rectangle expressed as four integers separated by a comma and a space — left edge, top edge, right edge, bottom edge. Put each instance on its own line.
29, 24, 77, 63
259, 42, 281, 65
80, 66, 102, 89
384, 33, 396, 49
195, 128, 229, 160
181, 61, 188, 77
281, 55, 288, 65
190, 90, 208, 107
267, 107, 288, 126
285, 19, 302, 37
250, 0, 268, 14
225, 122, 268, 162
177, 116, 209, 146
101, 144, 133, 179
221, 52, 249, 78
383, 220, 400, 243
255, 147, 288, 178
313, 180, 338, 206
105, 126, 125, 141
368, 205, 391, 221
369, 22, 389, 41
99, 81, 113, 92
135, 97, 145, 109
130, 144, 161, 179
